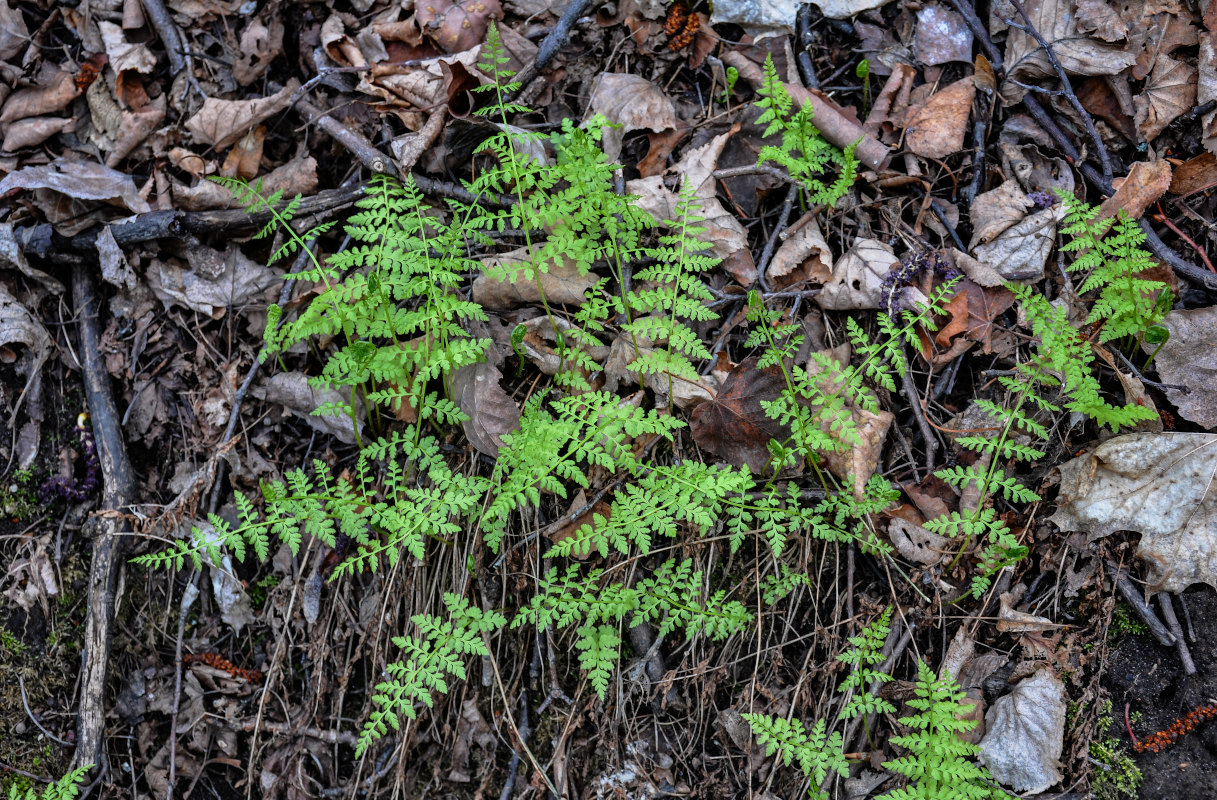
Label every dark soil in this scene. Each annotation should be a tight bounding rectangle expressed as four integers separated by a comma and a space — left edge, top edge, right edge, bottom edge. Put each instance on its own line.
1106, 588, 1217, 798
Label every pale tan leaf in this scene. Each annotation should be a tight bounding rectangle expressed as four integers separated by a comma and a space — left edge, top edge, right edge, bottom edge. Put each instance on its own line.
915, 5, 974, 66
978, 670, 1066, 794
1050, 433, 1217, 592
1, 116, 73, 151
233, 17, 284, 86
816, 238, 902, 310
971, 204, 1064, 282
1099, 159, 1172, 220
1075, 0, 1128, 42
0, 0, 29, 61
969, 179, 1034, 248
474, 247, 597, 310
98, 20, 158, 75
417, 0, 503, 53
0, 70, 81, 124
585, 73, 677, 160
766, 217, 832, 285
1142, 305, 1217, 429
0, 160, 151, 213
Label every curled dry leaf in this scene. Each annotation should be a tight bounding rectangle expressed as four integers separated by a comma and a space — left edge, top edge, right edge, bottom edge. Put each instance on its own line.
971, 204, 1064, 282
1134, 54, 1197, 141
233, 17, 284, 87
0, 69, 81, 124
98, 20, 157, 75
1200, 34, 1217, 155
0, 0, 29, 61
0, 160, 151, 214
914, 5, 973, 66
1075, 0, 1129, 42
765, 217, 833, 288
977, 669, 1066, 794
147, 245, 282, 317
815, 238, 900, 311
184, 80, 299, 150
584, 73, 677, 161
904, 77, 974, 160
995, 592, 1060, 634
417, 0, 503, 54
474, 247, 597, 310
1142, 305, 1217, 429
451, 360, 521, 457
823, 405, 893, 501
97, 225, 138, 292
1000, 0, 1137, 104
1050, 433, 1217, 593
689, 357, 788, 475
0, 284, 52, 403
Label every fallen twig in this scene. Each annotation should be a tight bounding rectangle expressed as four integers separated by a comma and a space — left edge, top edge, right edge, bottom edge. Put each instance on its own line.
1106, 562, 1174, 647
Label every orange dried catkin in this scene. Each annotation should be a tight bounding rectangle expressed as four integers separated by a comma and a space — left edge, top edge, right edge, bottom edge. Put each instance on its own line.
1131, 703, 1217, 753
184, 652, 263, 683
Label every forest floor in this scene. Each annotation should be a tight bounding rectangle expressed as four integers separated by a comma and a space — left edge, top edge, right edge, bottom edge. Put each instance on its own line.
3, 0, 1217, 799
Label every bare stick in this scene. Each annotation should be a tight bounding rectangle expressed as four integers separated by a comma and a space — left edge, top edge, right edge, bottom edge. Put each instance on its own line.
1107, 563, 1174, 647
1157, 593, 1196, 675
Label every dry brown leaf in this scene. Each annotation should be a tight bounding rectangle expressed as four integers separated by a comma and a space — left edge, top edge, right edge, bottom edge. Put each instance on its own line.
601, 335, 716, 409
689, 357, 787, 475
627, 126, 757, 286
915, 5, 973, 66
147, 245, 281, 317
451, 360, 520, 457
971, 204, 1064, 282
934, 279, 1016, 354
1134, 54, 1197, 141
474, 247, 596, 310
1170, 152, 1217, 195
0, 160, 151, 214
1051, 433, 1217, 592
865, 64, 916, 139
1075, 0, 1129, 41
1, 116, 73, 151
98, 20, 157, 75
254, 372, 364, 446
417, 0, 503, 53
0, 0, 29, 61
0, 70, 81, 124
221, 126, 266, 180
1201, 33, 1217, 154
904, 78, 974, 159
825, 405, 893, 500
1000, 0, 1136, 104
233, 17, 284, 86
107, 93, 167, 167
766, 217, 833, 287
1099, 160, 1171, 220
1141, 305, 1217, 429
969, 179, 1034, 248
0, 284, 52, 405
184, 80, 299, 150
888, 517, 951, 565
816, 238, 903, 311
584, 73, 677, 160
172, 154, 318, 211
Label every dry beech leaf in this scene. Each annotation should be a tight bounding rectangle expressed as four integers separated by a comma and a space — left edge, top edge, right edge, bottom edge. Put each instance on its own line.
0, 70, 82, 124
978, 669, 1066, 794
0, 160, 151, 213
184, 80, 299, 150
816, 238, 902, 311
1000, 0, 1136, 104
904, 77, 974, 159
914, 5, 973, 66
450, 360, 521, 457
1142, 305, 1217, 429
1050, 433, 1217, 593
172, 155, 318, 211
950, 248, 1005, 288
584, 73, 677, 161
474, 247, 596, 310
1, 116, 73, 151
417, 0, 503, 53
1134, 54, 1197, 141
690, 357, 787, 475
766, 217, 833, 287
1098, 159, 1172, 220
969, 180, 1033, 248
971, 204, 1064, 282
825, 405, 893, 500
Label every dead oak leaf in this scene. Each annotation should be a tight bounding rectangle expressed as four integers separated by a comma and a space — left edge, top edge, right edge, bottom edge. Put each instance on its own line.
690, 357, 788, 475
184, 79, 300, 150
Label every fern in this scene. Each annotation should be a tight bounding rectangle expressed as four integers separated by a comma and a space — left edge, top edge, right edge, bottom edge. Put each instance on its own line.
7, 766, 91, 800
838, 608, 897, 719
743, 715, 848, 799
358, 593, 505, 757
883, 660, 1002, 800
1058, 191, 1170, 344
754, 54, 857, 207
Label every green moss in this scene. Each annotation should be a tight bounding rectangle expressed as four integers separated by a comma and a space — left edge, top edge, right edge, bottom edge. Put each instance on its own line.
1090, 701, 1142, 800
1109, 601, 1149, 639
